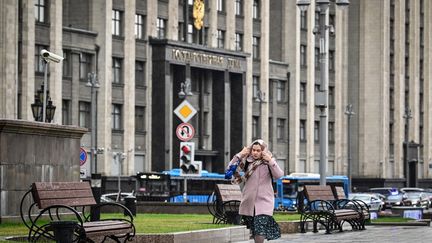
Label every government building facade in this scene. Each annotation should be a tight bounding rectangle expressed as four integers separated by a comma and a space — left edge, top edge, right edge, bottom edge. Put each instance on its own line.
0, 0, 431, 188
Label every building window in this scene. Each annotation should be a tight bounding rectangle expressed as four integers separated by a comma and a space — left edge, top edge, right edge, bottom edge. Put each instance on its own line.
329, 122, 334, 142
315, 48, 320, 69
79, 53, 92, 80
157, 18, 166, 39
112, 10, 122, 36
300, 45, 307, 67
112, 58, 122, 84
314, 121, 319, 142
253, 36, 260, 59
276, 81, 285, 102
277, 119, 285, 140
235, 0, 243, 16
217, 0, 225, 12
300, 10, 307, 29
329, 50, 335, 71
329, 87, 335, 107
253, 76, 259, 99
79, 101, 91, 128
35, 45, 46, 73
315, 11, 319, 27
34, 0, 47, 23
135, 14, 145, 39
112, 104, 122, 130
135, 106, 145, 132
62, 50, 71, 77
253, 0, 260, 19
300, 119, 306, 142
62, 99, 71, 125
252, 116, 259, 139
300, 83, 306, 104
235, 33, 243, 51
217, 30, 225, 48
135, 61, 145, 87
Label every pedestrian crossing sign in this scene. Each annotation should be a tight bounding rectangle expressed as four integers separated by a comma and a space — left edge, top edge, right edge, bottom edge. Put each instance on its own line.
174, 100, 197, 123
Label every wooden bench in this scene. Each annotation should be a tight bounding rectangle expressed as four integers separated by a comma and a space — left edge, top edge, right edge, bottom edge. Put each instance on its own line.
20, 182, 135, 242
207, 184, 242, 224
299, 185, 368, 234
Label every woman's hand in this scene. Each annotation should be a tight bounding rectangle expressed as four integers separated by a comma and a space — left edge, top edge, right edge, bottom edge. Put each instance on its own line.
261, 151, 272, 162
238, 146, 250, 158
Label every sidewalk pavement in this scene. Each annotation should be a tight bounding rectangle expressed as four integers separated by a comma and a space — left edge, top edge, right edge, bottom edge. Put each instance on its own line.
233, 225, 432, 243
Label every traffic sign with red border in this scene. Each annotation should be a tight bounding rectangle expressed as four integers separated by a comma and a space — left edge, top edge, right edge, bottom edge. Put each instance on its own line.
176, 123, 195, 141
80, 147, 87, 166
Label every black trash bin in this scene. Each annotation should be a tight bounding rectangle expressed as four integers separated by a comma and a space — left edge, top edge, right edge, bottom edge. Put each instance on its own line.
124, 195, 137, 216
50, 221, 77, 243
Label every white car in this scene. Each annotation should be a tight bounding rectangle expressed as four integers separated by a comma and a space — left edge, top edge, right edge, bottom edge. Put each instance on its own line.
348, 193, 384, 211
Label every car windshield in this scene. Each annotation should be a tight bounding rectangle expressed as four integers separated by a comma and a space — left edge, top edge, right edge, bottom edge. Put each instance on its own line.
387, 195, 402, 200
352, 195, 371, 201
406, 193, 420, 199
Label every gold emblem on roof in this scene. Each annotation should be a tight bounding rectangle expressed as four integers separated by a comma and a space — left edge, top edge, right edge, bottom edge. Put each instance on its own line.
193, 0, 205, 30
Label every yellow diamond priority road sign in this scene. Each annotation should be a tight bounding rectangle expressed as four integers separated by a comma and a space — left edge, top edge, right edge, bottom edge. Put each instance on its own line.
174, 100, 197, 123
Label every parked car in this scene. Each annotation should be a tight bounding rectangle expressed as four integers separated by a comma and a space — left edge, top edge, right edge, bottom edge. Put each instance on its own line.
384, 194, 407, 208
100, 192, 135, 203
349, 193, 384, 211
400, 187, 425, 193
368, 187, 399, 198
402, 192, 430, 208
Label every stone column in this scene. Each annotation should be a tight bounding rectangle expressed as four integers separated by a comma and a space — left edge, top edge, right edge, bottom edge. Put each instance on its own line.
284, 0, 300, 173
207, 0, 217, 48
0, 1, 18, 119
123, 0, 136, 175
167, 0, 179, 40
259, 0, 269, 142
394, 0, 407, 178
423, 0, 432, 178
334, 7, 350, 175
243, 0, 253, 144
409, 0, 420, 143
225, 0, 235, 50
357, 0, 389, 178
20, 0, 35, 120
91, 0, 113, 175
70, 52, 81, 126
306, 5, 316, 172
49, 0, 63, 124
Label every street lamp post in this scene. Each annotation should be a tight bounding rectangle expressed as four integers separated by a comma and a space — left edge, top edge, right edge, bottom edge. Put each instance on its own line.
345, 104, 355, 193
403, 107, 412, 186
86, 72, 100, 174
297, 0, 349, 186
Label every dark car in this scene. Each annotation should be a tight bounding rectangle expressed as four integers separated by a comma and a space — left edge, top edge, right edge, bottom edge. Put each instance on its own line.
384, 194, 406, 208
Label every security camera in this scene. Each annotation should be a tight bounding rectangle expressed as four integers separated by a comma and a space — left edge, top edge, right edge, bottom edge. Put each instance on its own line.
329, 25, 335, 36
40, 49, 64, 63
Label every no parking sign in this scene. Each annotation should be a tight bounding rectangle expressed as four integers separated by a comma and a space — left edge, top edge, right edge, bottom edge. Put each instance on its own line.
80, 147, 87, 166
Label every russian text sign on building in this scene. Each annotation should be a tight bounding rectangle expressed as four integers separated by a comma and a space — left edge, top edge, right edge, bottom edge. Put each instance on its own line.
174, 100, 197, 123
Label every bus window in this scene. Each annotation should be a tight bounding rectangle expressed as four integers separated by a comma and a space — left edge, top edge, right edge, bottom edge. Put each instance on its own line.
283, 182, 297, 198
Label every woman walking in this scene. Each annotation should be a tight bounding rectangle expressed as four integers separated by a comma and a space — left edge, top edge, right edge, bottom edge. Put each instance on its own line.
227, 139, 284, 242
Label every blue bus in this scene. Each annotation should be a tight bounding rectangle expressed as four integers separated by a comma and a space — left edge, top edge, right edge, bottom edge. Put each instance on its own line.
136, 170, 348, 208
274, 173, 349, 211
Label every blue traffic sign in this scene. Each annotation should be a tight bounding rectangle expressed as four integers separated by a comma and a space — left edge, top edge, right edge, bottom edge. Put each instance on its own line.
80, 148, 87, 166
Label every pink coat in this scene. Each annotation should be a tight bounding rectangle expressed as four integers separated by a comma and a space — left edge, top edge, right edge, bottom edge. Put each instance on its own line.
227, 154, 284, 216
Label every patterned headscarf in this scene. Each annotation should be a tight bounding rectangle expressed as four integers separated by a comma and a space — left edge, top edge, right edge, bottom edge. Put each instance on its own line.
232, 139, 272, 184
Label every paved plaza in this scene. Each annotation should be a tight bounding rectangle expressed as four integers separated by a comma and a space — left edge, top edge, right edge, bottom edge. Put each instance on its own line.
234, 225, 432, 243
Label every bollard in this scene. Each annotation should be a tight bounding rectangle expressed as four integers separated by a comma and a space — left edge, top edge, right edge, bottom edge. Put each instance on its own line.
50, 221, 77, 243
124, 195, 137, 216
